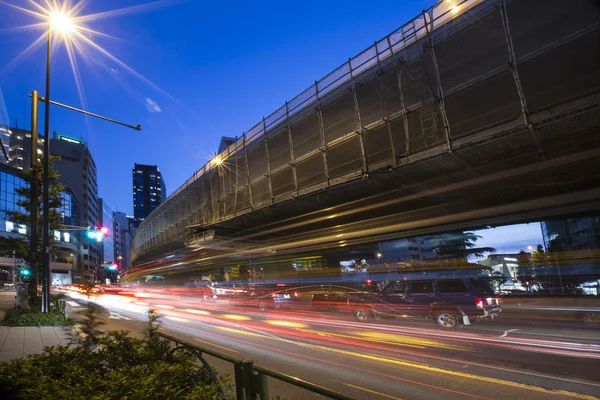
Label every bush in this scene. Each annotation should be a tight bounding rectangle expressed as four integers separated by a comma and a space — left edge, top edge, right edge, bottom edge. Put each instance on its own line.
0, 306, 227, 400
0, 308, 74, 327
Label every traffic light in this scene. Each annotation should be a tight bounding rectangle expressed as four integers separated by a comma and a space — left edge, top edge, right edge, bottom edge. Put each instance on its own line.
108, 263, 118, 271
21, 268, 31, 276
86, 226, 109, 242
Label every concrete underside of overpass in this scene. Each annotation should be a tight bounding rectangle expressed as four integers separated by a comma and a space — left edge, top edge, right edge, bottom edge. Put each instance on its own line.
129, 0, 600, 277
131, 97, 600, 275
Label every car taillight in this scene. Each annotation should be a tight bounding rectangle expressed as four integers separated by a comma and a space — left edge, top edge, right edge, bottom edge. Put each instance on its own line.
294, 292, 299, 297
271, 293, 277, 298
476, 297, 484, 308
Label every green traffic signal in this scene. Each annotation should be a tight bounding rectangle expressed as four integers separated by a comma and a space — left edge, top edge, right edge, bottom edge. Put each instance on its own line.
21, 269, 31, 276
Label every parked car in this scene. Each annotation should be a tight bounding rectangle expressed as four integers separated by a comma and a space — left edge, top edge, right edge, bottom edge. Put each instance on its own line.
322, 278, 501, 329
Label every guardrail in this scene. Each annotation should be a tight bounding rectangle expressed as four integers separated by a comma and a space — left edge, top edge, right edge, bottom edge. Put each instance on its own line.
158, 331, 356, 400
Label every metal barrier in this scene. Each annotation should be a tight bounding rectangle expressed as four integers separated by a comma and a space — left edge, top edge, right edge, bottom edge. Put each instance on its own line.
158, 331, 356, 400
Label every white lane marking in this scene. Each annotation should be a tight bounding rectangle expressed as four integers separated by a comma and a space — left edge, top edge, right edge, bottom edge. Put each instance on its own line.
108, 313, 133, 320
501, 329, 519, 338
67, 300, 80, 307
501, 305, 600, 312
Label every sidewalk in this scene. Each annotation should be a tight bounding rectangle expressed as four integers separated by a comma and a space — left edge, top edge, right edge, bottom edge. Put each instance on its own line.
0, 291, 73, 362
0, 326, 72, 362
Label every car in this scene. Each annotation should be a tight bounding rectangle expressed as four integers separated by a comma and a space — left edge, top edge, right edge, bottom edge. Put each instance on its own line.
231, 284, 342, 311
336, 277, 501, 329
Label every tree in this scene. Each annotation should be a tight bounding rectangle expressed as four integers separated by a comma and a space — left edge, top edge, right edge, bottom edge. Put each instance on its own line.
346, 259, 369, 274
228, 266, 240, 281
423, 231, 496, 262
530, 244, 546, 262
0, 237, 29, 258
6, 155, 67, 304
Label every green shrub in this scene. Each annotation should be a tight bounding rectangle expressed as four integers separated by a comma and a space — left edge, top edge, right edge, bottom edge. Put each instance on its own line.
0, 306, 227, 400
0, 308, 74, 327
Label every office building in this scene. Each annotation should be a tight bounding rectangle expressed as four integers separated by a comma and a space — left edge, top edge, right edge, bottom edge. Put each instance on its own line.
51, 187, 80, 285
0, 86, 9, 164
113, 211, 132, 271
6, 126, 44, 171
132, 163, 166, 227
0, 163, 78, 284
542, 217, 600, 252
0, 163, 28, 238
101, 199, 114, 265
52, 133, 100, 282
0, 163, 27, 281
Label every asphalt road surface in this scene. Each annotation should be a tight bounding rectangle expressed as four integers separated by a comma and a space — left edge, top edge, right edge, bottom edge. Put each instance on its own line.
62, 291, 600, 400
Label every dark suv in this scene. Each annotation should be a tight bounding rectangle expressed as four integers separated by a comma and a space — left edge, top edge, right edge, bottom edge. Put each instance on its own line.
346, 278, 501, 329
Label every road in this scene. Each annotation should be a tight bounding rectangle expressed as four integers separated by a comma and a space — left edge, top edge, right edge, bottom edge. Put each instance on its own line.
59, 289, 600, 400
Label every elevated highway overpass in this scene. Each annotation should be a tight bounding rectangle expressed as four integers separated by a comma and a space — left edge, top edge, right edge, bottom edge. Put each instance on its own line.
128, 0, 600, 279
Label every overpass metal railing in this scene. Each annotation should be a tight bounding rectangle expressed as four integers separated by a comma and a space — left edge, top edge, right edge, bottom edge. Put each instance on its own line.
159, 331, 356, 400
132, 0, 483, 257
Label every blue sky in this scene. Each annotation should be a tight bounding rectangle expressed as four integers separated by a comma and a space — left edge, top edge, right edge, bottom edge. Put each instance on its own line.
0, 0, 439, 214
472, 223, 544, 260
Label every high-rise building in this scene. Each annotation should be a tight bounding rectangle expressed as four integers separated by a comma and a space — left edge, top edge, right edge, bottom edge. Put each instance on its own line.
6, 126, 43, 171
132, 163, 166, 227
0, 86, 10, 164
0, 164, 28, 238
113, 211, 132, 271
100, 200, 114, 265
541, 217, 600, 252
0, 163, 28, 281
0, 162, 78, 285
52, 133, 100, 282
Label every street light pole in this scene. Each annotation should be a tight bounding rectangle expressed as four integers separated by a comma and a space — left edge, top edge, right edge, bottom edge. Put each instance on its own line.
32, 13, 140, 312
41, 23, 52, 313
29, 90, 38, 296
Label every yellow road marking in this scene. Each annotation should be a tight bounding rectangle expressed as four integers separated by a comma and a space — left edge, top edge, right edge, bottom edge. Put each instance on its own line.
215, 326, 271, 339
345, 383, 403, 400
222, 314, 252, 321
193, 338, 238, 353
299, 329, 425, 349
314, 345, 596, 399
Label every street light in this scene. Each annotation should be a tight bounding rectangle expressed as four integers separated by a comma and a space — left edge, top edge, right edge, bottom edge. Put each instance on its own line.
50, 13, 74, 35
41, 12, 77, 313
